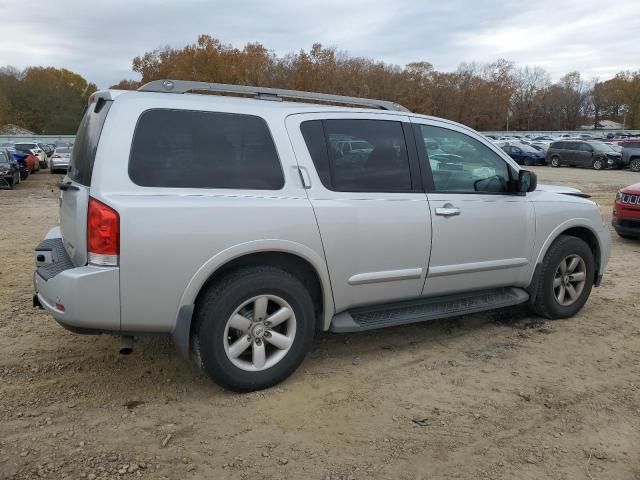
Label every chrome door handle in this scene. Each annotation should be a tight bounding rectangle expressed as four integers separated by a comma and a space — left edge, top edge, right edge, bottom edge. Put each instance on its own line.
435, 204, 460, 217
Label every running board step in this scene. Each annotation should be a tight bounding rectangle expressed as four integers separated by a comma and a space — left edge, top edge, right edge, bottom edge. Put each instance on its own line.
330, 287, 529, 333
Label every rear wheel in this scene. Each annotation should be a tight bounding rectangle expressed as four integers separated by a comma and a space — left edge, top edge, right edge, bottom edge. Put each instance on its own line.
193, 266, 315, 391
550, 156, 560, 167
630, 158, 640, 172
592, 158, 604, 170
532, 236, 595, 319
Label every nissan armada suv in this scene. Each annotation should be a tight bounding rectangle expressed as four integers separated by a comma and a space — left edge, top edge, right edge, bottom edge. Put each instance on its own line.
33, 80, 611, 391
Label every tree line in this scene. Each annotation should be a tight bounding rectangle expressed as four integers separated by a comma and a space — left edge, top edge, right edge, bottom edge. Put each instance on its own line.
0, 67, 97, 134
2, 35, 639, 134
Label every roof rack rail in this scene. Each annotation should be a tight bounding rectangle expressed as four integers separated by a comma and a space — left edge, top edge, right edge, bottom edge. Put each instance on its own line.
137, 79, 411, 113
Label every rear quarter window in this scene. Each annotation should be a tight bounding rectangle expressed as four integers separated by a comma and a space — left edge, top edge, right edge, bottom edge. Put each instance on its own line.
129, 109, 284, 190
68, 99, 112, 186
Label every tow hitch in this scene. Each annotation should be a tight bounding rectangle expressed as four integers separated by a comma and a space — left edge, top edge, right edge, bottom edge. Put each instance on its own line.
33, 294, 44, 310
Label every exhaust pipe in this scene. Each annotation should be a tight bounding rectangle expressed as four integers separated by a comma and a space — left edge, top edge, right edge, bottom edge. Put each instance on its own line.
119, 335, 134, 355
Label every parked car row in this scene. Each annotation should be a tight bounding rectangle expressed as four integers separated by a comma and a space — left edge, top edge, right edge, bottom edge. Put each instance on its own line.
0, 141, 73, 190
490, 136, 640, 171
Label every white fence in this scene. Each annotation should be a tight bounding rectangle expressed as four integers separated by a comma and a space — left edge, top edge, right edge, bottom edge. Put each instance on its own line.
481, 130, 640, 137
0, 134, 76, 144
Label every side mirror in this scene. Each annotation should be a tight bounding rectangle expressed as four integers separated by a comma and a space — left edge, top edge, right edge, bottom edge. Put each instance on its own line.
518, 170, 537, 193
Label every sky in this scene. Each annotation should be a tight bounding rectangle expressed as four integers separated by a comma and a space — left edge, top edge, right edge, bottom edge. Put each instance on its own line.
1, 0, 639, 89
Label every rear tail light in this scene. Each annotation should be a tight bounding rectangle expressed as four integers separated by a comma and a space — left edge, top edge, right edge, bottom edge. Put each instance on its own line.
87, 197, 119, 266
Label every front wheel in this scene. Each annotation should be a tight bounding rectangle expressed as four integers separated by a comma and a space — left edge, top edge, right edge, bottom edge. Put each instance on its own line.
531, 235, 595, 319
592, 158, 604, 170
630, 158, 640, 172
193, 266, 315, 391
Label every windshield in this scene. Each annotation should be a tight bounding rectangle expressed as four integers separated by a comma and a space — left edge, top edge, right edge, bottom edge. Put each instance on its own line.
590, 142, 616, 153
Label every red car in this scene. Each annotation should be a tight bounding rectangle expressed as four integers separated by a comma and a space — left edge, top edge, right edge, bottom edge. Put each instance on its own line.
24, 153, 39, 173
613, 182, 640, 239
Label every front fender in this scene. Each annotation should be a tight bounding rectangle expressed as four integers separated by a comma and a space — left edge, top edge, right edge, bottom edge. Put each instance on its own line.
533, 217, 609, 281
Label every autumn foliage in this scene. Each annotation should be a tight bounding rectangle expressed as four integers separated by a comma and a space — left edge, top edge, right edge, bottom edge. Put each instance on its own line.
0, 67, 97, 134
1, 35, 639, 134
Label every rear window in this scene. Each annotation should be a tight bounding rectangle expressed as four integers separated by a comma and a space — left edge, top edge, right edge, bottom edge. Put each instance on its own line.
68, 99, 112, 185
14, 143, 36, 151
129, 109, 284, 190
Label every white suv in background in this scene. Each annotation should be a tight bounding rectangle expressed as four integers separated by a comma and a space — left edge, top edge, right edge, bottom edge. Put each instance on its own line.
33, 81, 611, 391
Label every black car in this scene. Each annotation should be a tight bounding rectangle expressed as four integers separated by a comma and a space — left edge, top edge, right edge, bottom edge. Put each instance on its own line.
5, 148, 30, 180
0, 149, 20, 189
546, 140, 625, 170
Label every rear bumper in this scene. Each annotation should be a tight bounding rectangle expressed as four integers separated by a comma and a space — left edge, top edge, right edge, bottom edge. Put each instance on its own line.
50, 161, 69, 169
34, 228, 120, 331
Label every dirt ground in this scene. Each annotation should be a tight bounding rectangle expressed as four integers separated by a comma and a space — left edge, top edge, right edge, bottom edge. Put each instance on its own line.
0, 167, 639, 480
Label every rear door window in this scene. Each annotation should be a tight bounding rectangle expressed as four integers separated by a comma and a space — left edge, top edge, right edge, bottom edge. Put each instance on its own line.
301, 119, 413, 192
129, 109, 284, 190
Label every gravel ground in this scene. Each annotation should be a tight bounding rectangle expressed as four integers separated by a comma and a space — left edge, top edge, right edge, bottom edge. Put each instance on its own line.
0, 167, 639, 480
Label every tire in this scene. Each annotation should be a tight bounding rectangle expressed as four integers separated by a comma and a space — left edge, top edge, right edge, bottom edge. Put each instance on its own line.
630, 158, 640, 172
193, 266, 315, 392
531, 235, 595, 319
592, 158, 604, 170
524, 158, 533, 166
6, 178, 14, 190
550, 156, 560, 167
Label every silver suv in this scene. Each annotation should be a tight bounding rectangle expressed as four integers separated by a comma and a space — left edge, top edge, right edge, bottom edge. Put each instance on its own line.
33, 80, 611, 391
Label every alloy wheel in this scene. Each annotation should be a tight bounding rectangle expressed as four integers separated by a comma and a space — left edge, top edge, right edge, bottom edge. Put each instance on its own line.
223, 294, 296, 371
553, 254, 587, 307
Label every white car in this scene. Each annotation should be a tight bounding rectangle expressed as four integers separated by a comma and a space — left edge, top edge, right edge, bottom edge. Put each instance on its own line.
50, 147, 71, 173
33, 80, 611, 391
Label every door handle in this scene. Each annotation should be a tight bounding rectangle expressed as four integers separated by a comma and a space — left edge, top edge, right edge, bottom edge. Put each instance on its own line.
435, 203, 460, 217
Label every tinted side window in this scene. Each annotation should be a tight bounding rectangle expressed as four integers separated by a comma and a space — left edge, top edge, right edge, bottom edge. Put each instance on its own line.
578, 143, 593, 152
69, 100, 112, 185
324, 119, 411, 192
300, 120, 331, 187
418, 125, 510, 193
565, 142, 580, 151
129, 109, 284, 190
